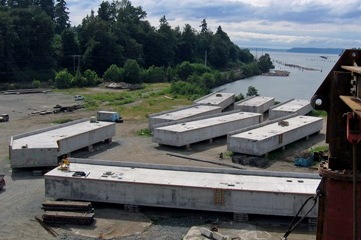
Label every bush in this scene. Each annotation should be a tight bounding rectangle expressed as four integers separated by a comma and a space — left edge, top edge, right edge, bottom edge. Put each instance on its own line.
54, 69, 73, 89
32, 80, 41, 88
83, 69, 100, 86
123, 59, 141, 84
142, 66, 166, 83
72, 72, 87, 87
170, 80, 208, 98
103, 64, 122, 82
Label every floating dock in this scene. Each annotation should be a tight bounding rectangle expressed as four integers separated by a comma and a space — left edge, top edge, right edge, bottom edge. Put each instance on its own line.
269, 99, 313, 120
234, 96, 275, 113
45, 160, 320, 218
228, 116, 323, 156
194, 92, 235, 110
148, 104, 222, 130
152, 111, 262, 147
9, 119, 115, 168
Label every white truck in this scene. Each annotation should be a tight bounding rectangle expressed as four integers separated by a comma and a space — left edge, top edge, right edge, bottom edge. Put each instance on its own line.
96, 111, 123, 123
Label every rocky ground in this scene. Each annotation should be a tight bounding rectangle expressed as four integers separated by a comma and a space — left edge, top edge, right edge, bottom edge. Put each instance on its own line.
0, 90, 325, 240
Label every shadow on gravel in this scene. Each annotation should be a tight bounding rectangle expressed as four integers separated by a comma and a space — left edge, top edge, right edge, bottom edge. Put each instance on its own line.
10, 167, 48, 180
71, 141, 121, 158
155, 136, 228, 156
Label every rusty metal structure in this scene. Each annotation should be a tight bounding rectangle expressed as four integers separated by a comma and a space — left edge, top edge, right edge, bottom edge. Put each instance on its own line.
311, 49, 361, 240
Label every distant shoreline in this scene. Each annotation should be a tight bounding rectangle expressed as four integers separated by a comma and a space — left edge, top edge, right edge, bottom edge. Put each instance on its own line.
247, 47, 343, 55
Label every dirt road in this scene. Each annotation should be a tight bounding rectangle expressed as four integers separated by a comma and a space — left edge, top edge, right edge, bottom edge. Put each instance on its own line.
0, 91, 325, 239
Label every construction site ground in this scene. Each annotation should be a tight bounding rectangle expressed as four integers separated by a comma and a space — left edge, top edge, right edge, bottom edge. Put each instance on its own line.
0, 91, 326, 240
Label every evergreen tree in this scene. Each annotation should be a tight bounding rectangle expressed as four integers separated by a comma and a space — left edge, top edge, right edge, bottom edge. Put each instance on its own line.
246, 86, 259, 97
257, 53, 274, 73
200, 18, 208, 33
39, 0, 55, 19
98, 1, 116, 22
10, 6, 55, 81
0, 10, 17, 81
54, 0, 69, 34
60, 28, 79, 72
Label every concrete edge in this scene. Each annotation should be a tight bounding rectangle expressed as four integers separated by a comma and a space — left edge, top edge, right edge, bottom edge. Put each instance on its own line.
68, 158, 321, 179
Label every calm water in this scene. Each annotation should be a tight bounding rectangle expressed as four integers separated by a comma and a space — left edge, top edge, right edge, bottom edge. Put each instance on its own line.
213, 51, 340, 102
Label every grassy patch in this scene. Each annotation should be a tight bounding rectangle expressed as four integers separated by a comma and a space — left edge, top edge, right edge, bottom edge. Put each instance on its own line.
310, 110, 327, 117
310, 145, 328, 153
52, 118, 73, 124
136, 128, 152, 137
223, 151, 234, 158
54, 83, 192, 121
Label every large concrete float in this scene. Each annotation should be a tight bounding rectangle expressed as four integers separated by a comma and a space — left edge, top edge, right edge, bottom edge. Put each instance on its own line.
228, 116, 323, 156
269, 99, 313, 120
45, 160, 320, 218
194, 92, 235, 110
234, 96, 275, 113
152, 111, 262, 147
9, 119, 115, 168
148, 104, 222, 130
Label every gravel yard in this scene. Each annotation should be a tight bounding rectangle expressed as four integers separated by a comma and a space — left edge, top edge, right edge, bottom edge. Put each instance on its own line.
0, 90, 324, 239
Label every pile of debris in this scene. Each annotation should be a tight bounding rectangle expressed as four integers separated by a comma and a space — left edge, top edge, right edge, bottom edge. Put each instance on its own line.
53, 104, 83, 114
232, 154, 269, 168
106, 82, 143, 90
2, 89, 52, 94
29, 104, 83, 116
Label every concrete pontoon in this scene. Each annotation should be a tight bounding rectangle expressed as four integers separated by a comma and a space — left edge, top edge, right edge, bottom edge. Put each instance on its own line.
148, 104, 222, 130
9, 119, 115, 168
228, 116, 323, 156
45, 160, 320, 218
234, 96, 275, 113
194, 92, 235, 110
152, 111, 262, 147
269, 99, 313, 120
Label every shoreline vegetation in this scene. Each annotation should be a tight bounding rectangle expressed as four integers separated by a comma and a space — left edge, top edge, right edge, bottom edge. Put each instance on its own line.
1, 1, 274, 98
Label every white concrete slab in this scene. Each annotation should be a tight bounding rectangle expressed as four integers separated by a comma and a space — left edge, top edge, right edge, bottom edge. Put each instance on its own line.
45, 163, 320, 217
235, 96, 275, 113
195, 92, 235, 110
269, 99, 313, 120
228, 116, 323, 156
153, 112, 262, 146
149, 105, 222, 129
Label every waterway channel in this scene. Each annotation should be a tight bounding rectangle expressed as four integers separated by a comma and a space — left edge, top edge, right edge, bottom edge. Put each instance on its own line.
213, 51, 340, 102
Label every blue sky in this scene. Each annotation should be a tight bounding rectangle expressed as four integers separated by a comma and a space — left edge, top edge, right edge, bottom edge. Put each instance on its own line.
67, 0, 361, 49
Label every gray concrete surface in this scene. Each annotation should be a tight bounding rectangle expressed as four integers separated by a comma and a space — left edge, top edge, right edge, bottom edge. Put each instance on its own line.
152, 111, 262, 147
228, 116, 323, 156
269, 99, 313, 120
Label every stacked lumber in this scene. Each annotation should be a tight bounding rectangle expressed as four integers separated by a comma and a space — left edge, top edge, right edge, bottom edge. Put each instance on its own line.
41, 200, 94, 225
42, 211, 94, 225
42, 200, 93, 212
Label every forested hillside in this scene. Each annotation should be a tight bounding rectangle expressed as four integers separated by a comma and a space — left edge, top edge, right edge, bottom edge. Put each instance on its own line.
0, 0, 273, 92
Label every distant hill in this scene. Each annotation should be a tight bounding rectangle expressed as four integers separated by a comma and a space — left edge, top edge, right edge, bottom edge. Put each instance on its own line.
287, 47, 343, 55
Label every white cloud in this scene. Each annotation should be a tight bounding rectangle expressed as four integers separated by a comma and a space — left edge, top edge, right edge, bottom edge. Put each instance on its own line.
66, 0, 361, 49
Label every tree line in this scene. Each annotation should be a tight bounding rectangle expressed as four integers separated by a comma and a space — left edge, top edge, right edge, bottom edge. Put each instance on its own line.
0, 0, 274, 95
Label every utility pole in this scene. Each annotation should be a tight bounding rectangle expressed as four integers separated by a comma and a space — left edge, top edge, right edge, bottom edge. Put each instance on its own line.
71, 55, 82, 74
